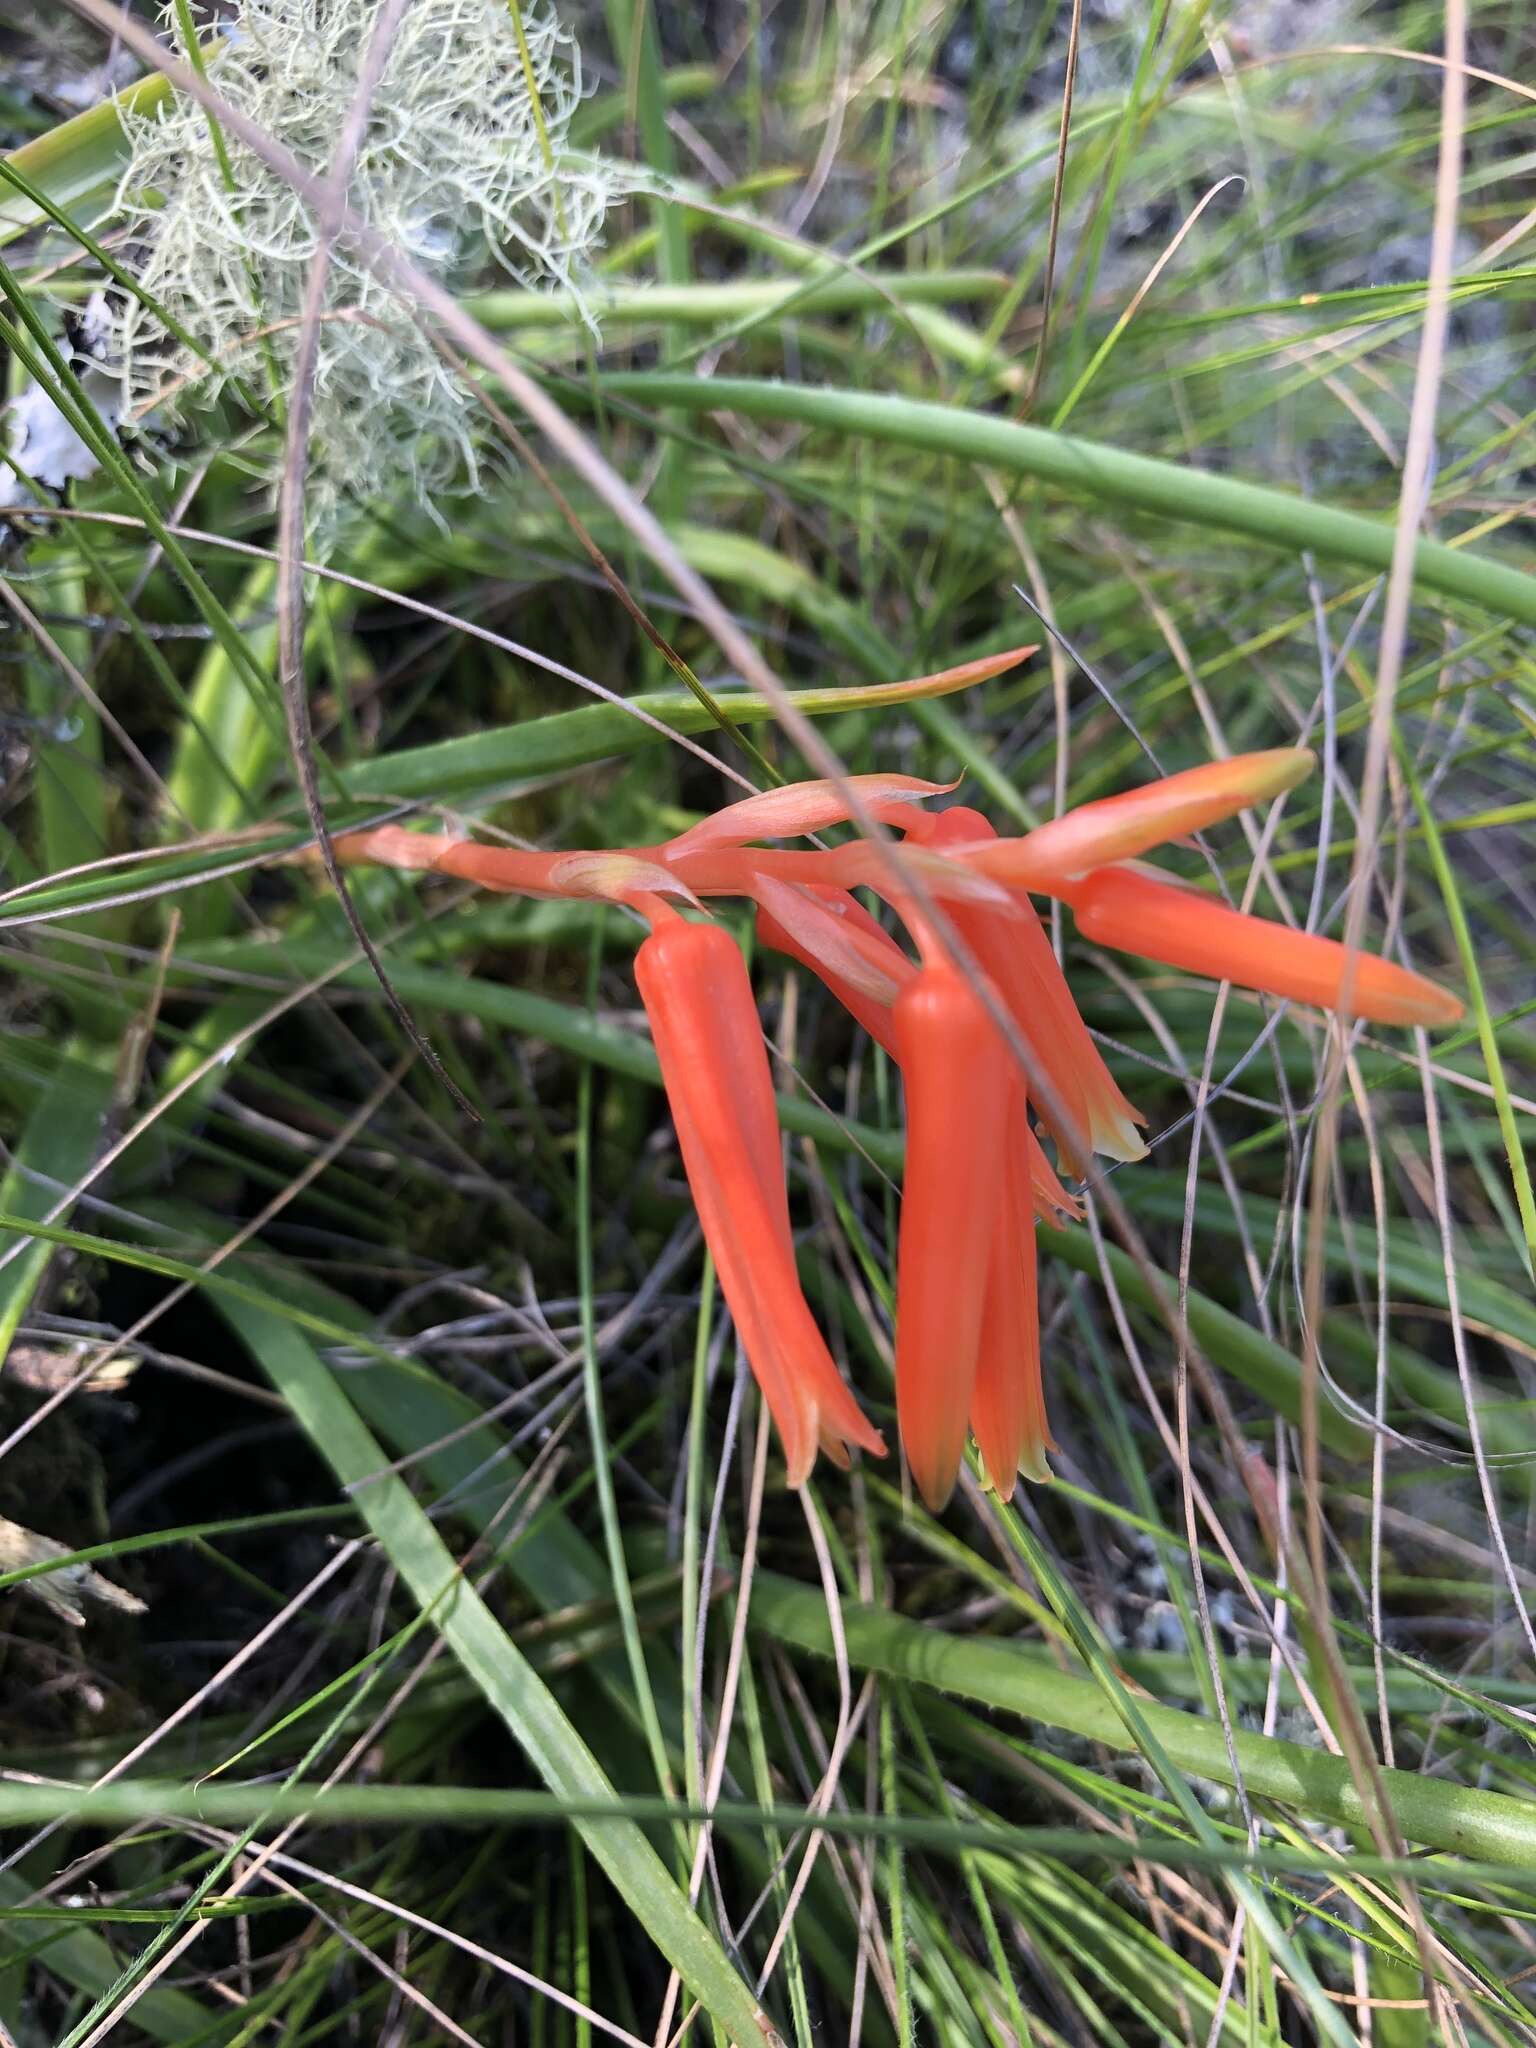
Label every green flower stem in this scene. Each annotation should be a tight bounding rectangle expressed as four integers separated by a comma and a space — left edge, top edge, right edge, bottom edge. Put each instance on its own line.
471, 270, 1007, 328
594, 374, 1536, 629
749, 1574, 1536, 1870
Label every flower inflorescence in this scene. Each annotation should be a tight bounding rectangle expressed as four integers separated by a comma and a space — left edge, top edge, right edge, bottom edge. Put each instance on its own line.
321, 719, 1462, 1508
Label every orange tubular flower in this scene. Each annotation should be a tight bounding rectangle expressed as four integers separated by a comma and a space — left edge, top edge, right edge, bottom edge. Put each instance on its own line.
908, 806, 1146, 1173
1062, 865, 1464, 1028
322, 742, 1464, 1503
973, 1082, 1051, 1491
890, 960, 1012, 1510
750, 877, 1079, 1225
631, 913, 885, 1482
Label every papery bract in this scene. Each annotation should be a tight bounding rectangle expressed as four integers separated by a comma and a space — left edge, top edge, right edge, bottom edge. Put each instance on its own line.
545, 851, 702, 907
750, 876, 912, 1011
666, 773, 956, 853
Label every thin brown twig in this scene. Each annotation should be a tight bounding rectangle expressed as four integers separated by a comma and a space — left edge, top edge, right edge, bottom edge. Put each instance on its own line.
1296, 3, 1469, 2016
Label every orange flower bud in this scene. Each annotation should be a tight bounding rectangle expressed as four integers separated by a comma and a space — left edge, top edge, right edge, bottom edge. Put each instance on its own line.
966, 748, 1315, 888
1069, 866, 1464, 1027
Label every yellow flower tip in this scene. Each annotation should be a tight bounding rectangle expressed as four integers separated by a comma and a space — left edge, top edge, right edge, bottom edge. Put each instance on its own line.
1016, 1441, 1053, 1486
975, 1440, 1050, 1494
1392, 976, 1465, 1030
782, 1431, 820, 1490
1090, 1102, 1151, 1163
1232, 745, 1315, 802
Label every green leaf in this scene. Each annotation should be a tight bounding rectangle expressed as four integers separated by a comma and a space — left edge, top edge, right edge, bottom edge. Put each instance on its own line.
336, 652, 1028, 803
0, 78, 171, 246
0, 1036, 115, 1365
201, 1271, 774, 2042
596, 375, 1536, 629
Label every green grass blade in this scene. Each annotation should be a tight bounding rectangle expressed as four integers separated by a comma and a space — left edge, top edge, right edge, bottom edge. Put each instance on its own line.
0, 1035, 115, 1364
1401, 748, 1536, 1279
205, 1275, 773, 2042
597, 374, 1536, 627
0, 1871, 226, 2044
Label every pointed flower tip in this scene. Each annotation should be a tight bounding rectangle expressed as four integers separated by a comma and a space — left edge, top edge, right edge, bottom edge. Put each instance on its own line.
911, 1456, 961, 1514
893, 644, 1039, 698
1236, 745, 1315, 801
983, 746, 1318, 886
978, 1443, 1051, 1493
1393, 978, 1465, 1030
796, 1414, 888, 1489
1017, 1444, 1053, 1485
1093, 1108, 1150, 1164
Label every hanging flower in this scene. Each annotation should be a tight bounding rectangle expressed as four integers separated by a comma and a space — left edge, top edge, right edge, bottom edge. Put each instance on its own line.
632, 908, 886, 1483
320, 737, 1462, 1508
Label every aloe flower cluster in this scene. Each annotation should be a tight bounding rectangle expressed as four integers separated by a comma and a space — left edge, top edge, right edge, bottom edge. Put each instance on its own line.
330, 739, 1460, 1509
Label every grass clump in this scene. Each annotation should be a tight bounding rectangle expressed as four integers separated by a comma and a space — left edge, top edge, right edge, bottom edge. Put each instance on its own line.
0, 2, 1533, 2044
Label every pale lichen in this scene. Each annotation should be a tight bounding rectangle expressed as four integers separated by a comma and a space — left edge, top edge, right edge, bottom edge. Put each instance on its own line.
113, 0, 628, 537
